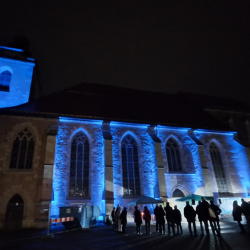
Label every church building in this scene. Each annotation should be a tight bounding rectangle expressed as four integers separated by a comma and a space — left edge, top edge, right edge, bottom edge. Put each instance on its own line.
0, 46, 250, 228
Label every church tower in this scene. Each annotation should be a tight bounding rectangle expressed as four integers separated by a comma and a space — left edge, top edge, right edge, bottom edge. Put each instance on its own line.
0, 46, 35, 108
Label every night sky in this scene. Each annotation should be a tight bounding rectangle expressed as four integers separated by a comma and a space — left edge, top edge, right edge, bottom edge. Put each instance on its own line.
1, 0, 250, 105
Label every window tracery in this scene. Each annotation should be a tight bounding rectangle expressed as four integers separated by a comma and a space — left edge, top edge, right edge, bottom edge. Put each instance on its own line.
210, 142, 229, 193
10, 127, 34, 169
122, 134, 140, 196
166, 137, 182, 171
69, 131, 89, 197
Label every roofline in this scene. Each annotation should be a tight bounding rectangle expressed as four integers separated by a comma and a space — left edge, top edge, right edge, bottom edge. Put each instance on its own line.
0, 109, 234, 132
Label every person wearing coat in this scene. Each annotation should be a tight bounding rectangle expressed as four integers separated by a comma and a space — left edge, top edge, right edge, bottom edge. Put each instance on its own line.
111, 207, 116, 230
158, 205, 166, 234
210, 200, 222, 234
196, 197, 210, 235
173, 205, 182, 234
184, 201, 197, 236
143, 206, 152, 234
164, 202, 175, 236
196, 201, 204, 235
233, 200, 245, 233
154, 204, 159, 232
241, 198, 250, 227
115, 205, 122, 232
134, 206, 143, 234
120, 207, 128, 235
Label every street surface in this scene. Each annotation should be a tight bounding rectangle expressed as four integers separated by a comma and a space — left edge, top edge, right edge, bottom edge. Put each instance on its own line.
0, 219, 249, 250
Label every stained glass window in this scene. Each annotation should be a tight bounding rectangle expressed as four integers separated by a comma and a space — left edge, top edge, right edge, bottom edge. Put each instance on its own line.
10, 128, 34, 169
210, 142, 229, 193
0, 70, 11, 92
166, 138, 182, 171
122, 134, 140, 196
69, 131, 89, 197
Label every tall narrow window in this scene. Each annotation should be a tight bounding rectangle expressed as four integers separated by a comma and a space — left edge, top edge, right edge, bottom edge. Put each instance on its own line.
166, 137, 182, 171
10, 128, 35, 169
122, 134, 140, 196
0, 70, 12, 92
69, 131, 89, 197
210, 142, 229, 193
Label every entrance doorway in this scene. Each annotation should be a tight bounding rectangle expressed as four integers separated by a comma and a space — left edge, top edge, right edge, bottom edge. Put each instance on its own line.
5, 194, 24, 229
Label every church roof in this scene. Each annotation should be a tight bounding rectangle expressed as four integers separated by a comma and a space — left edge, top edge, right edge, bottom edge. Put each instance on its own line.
0, 82, 242, 131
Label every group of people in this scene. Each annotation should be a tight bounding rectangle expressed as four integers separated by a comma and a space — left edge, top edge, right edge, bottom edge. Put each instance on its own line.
111, 198, 250, 236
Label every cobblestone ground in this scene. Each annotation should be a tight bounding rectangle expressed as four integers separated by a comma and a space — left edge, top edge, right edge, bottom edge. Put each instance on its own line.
0, 219, 249, 250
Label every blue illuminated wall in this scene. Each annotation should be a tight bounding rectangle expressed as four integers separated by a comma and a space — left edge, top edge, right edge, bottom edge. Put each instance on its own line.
110, 123, 159, 208
0, 56, 35, 108
51, 119, 105, 217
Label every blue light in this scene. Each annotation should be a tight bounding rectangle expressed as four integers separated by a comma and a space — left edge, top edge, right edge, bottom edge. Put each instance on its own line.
0, 46, 23, 52
59, 117, 103, 124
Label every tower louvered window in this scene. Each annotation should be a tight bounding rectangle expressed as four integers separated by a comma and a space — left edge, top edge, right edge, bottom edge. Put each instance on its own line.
122, 134, 140, 196
10, 127, 35, 169
69, 131, 89, 197
210, 142, 229, 193
0, 70, 12, 92
166, 138, 182, 171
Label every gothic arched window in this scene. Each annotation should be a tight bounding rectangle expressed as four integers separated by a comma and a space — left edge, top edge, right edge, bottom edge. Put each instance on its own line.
69, 131, 89, 197
210, 142, 229, 193
0, 70, 12, 92
166, 138, 182, 171
10, 127, 35, 169
122, 134, 140, 196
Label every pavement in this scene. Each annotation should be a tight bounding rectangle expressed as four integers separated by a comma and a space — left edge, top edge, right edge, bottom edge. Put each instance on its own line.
0, 219, 249, 250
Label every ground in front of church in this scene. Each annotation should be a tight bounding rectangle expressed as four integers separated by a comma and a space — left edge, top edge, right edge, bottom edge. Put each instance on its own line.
0, 218, 249, 250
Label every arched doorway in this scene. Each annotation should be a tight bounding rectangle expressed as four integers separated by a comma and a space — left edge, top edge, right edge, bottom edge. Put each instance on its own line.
172, 188, 185, 198
5, 195, 24, 229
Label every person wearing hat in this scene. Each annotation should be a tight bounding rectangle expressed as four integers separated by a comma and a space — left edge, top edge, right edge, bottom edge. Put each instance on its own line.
134, 206, 143, 234
143, 206, 152, 234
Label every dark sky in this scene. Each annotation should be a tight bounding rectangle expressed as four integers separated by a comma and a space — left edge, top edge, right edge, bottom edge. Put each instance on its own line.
1, 0, 250, 104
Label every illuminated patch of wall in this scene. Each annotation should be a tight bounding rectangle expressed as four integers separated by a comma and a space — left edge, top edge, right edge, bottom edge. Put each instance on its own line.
51, 118, 105, 217
110, 122, 158, 207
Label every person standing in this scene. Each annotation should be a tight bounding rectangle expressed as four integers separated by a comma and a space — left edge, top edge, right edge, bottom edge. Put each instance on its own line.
120, 207, 128, 236
134, 206, 143, 234
210, 200, 222, 233
154, 204, 159, 232
111, 207, 116, 230
173, 205, 182, 234
241, 198, 250, 227
158, 205, 166, 234
197, 197, 210, 236
196, 201, 204, 235
115, 205, 122, 232
232, 200, 245, 233
143, 206, 152, 234
164, 202, 175, 236
184, 201, 197, 236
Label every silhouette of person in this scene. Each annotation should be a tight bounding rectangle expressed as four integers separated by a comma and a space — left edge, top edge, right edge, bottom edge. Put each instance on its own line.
173, 205, 182, 234
134, 206, 143, 234
115, 205, 122, 232
164, 202, 175, 236
196, 201, 204, 235
208, 203, 220, 236
232, 200, 245, 233
158, 205, 166, 234
143, 206, 152, 234
111, 207, 116, 230
154, 204, 159, 232
184, 201, 197, 236
120, 207, 128, 236
197, 197, 210, 236
210, 200, 222, 234
241, 198, 250, 227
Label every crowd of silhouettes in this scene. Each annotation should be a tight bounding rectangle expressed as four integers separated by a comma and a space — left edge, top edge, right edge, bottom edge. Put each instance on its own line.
111, 198, 250, 236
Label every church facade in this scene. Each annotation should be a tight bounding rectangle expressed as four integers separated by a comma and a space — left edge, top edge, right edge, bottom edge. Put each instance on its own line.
0, 46, 250, 228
